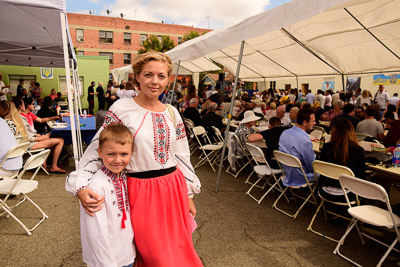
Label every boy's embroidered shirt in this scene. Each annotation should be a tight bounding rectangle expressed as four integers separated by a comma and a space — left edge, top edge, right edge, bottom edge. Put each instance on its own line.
80, 167, 135, 267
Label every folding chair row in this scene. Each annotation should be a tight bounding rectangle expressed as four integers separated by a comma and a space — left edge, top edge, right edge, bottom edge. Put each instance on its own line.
0, 148, 50, 235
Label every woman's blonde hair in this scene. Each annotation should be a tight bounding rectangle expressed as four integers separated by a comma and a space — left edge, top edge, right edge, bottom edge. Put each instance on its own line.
5, 101, 28, 141
361, 89, 369, 98
131, 52, 172, 87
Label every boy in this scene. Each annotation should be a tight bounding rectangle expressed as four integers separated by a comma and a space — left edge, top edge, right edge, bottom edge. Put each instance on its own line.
80, 123, 136, 267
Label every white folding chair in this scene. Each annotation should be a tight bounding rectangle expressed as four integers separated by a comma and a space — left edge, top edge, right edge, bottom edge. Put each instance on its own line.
0, 149, 50, 235
183, 118, 199, 155
334, 174, 400, 267
0, 142, 30, 179
192, 126, 223, 172
307, 160, 357, 242
15, 136, 25, 145
211, 126, 224, 145
24, 144, 50, 176
272, 150, 318, 219
245, 143, 286, 204
310, 129, 323, 140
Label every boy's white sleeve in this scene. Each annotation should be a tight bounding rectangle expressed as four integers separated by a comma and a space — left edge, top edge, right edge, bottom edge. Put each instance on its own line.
81, 186, 119, 267
65, 130, 102, 195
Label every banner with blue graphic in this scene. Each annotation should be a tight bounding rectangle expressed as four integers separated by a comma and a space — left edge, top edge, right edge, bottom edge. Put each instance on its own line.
40, 67, 53, 79
373, 74, 400, 85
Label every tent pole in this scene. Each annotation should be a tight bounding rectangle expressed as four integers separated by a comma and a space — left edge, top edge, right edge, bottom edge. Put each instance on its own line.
296, 76, 299, 90
171, 60, 181, 104
72, 65, 83, 157
341, 74, 345, 92
215, 40, 245, 193
60, 12, 79, 168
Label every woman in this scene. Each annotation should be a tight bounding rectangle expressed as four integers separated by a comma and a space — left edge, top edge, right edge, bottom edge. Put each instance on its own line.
329, 102, 342, 120
49, 88, 58, 101
35, 96, 58, 134
183, 85, 197, 109
319, 117, 365, 202
356, 89, 372, 107
234, 111, 262, 155
66, 52, 202, 267
13, 97, 66, 173
0, 100, 28, 141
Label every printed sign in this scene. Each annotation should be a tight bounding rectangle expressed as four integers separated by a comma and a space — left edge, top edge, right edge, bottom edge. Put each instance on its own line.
322, 81, 335, 91
373, 74, 400, 85
40, 67, 53, 79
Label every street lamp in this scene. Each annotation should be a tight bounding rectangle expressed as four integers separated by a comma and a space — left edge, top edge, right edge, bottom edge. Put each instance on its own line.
206, 16, 211, 29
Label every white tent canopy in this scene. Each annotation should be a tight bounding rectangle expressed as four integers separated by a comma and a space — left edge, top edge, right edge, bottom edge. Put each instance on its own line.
0, 0, 76, 68
0, 0, 82, 167
111, 57, 221, 84
167, 0, 400, 81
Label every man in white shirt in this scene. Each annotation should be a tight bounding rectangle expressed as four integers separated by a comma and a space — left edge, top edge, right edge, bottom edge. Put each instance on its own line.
389, 93, 399, 107
276, 105, 290, 126
315, 89, 325, 107
374, 84, 390, 111
0, 73, 11, 101
324, 90, 332, 110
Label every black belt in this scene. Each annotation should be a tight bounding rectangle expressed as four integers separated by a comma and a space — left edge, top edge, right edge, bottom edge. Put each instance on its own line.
128, 166, 176, 179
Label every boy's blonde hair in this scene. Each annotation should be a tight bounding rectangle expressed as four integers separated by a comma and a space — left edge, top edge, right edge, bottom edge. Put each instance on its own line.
99, 124, 133, 149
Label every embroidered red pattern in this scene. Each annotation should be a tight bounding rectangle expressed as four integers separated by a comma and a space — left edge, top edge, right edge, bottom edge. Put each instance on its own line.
176, 122, 186, 141
152, 113, 170, 167
102, 110, 123, 127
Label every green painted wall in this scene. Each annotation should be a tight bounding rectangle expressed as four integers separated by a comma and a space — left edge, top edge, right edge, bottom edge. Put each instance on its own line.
0, 55, 109, 113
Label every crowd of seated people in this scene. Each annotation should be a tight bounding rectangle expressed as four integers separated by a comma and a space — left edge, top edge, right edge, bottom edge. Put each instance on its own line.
176, 83, 399, 193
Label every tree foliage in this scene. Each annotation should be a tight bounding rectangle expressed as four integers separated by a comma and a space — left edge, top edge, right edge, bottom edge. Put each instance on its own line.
138, 35, 175, 54
182, 31, 201, 42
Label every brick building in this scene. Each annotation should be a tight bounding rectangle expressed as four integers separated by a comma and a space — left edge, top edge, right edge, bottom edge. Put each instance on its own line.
67, 13, 209, 72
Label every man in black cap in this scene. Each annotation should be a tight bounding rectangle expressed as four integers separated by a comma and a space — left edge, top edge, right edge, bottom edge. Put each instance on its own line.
87, 81, 95, 115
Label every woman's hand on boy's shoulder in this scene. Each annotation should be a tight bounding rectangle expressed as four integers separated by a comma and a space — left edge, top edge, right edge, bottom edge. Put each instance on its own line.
77, 188, 105, 216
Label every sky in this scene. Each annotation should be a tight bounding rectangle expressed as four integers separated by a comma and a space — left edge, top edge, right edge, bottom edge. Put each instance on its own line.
66, 0, 292, 29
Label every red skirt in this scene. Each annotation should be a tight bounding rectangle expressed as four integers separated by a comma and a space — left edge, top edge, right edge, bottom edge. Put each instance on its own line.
127, 168, 203, 267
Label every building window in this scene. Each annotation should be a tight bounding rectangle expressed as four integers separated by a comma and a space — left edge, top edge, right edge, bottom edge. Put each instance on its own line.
157, 35, 162, 43
99, 31, 113, 44
77, 51, 84, 56
270, 81, 276, 89
177, 37, 182, 44
76, 29, 84, 42
140, 34, 147, 45
8, 75, 36, 96
124, 33, 131, 45
99, 52, 113, 64
124, 53, 131, 64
